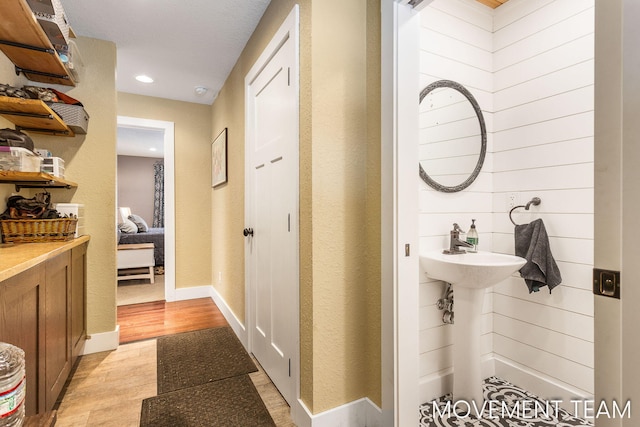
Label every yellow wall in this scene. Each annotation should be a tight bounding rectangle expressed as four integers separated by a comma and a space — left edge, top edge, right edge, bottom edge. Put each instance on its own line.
117, 93, 212, 289
0, 37, 118, 335
210, 0, 382, 413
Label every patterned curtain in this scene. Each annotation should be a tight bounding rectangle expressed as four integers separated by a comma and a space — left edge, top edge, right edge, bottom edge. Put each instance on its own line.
153, 160, 164, 228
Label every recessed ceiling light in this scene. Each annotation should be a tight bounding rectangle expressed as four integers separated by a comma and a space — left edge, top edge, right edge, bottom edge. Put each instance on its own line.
194, 86, 208, 95
149, 147, 157, 151
136, 75, 154, 83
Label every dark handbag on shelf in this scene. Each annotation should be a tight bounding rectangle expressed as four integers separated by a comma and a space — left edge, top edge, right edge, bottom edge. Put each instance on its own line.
0, 128, 35, 152
0, 193, 58, 220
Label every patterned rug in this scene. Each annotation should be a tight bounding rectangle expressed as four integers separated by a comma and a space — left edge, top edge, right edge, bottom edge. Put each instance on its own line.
156, 326, 258, 394
140, 327, 274, 426
419, 377, 594, 426
140, 375, 275, 427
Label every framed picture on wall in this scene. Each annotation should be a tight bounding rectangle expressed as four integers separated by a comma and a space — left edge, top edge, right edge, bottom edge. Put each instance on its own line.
212, 128, 227, 187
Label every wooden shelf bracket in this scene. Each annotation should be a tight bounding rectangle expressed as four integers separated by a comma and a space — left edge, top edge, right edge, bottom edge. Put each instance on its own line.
0, 109, 53, 119
14, 181, 71, 192
14, 65, 71, 81
0, 38, 55, 54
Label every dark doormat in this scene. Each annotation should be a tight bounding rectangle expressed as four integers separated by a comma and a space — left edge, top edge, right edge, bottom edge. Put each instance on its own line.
140, 375, 276, 427
157, 326, 257, 394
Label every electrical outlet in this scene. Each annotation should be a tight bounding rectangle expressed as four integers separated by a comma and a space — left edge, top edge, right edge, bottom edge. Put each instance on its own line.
508, 193, 518, 209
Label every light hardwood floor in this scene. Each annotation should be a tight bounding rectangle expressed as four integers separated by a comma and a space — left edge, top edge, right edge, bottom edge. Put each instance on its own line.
117, 298, 228, 344
54, 298, 296, 426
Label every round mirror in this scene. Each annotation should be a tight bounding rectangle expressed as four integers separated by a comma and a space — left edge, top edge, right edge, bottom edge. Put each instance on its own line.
419, 80, 487, 192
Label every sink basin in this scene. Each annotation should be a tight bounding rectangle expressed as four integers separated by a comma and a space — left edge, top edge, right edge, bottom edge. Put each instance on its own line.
420, 250, 526, 289
420, 250, 525, 405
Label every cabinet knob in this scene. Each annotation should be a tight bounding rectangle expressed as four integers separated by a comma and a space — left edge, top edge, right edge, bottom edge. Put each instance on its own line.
243, 228, 254, 237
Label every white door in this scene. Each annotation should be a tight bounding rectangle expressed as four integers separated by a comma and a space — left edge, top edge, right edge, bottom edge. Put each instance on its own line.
245, 10, 299, 407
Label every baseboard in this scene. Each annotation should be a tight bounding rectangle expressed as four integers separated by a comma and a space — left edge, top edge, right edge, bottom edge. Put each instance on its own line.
172, 285, 214, 302
183, 285, 383, 427
209, 285, 247, 347
82, 325, 119, 355
293, 397, 382, 427
494, 356, 592, 412
419, 356, 495, 404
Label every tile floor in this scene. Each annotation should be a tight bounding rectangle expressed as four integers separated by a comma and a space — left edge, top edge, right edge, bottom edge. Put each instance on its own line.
419, 376, 594, 427
55, 339, 296, 426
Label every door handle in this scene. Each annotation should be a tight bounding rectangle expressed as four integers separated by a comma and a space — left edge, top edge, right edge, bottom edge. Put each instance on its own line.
243, 228, 254, 237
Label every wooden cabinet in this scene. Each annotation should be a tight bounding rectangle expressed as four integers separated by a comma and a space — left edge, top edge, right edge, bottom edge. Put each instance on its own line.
0, 240, 88, 416
44, 251, 71, 410
70, 244, 86, 363
0, 264, 46, 415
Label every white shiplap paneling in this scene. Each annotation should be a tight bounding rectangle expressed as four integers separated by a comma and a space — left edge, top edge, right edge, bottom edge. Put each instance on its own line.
494, 4, 594, 69
494, 34, 594, 92
418, 0, 494, 401
418, 0, 594, 402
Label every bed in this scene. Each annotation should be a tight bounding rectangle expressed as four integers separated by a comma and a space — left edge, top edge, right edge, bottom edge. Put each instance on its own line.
118, 227, 165, 266
118, 207, 165, 266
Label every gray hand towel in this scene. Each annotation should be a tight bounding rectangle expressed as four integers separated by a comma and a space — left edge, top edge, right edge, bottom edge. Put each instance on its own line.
514, 218, 562, 293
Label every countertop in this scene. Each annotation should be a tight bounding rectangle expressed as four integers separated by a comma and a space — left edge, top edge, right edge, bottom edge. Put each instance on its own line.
0, 235, 90, 282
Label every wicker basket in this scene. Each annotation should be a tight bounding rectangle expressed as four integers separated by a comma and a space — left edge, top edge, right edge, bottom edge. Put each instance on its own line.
0, 218, 78, 243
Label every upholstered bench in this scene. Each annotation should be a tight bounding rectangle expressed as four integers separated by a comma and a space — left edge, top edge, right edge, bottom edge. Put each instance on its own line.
117, 243, 155, 283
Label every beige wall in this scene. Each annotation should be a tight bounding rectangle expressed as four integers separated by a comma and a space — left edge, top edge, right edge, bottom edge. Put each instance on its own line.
118, 93, 212, 289
210, 0, 382, 413
0, 37, 118, 335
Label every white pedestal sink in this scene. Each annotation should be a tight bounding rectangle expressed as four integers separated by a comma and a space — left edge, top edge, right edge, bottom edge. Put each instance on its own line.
420, 250, 526, 407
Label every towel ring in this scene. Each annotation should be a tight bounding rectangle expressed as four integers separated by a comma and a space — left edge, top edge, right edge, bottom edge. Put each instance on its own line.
509, 197, 541, 226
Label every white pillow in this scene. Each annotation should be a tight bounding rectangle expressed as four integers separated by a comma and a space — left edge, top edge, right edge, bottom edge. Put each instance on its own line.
118, 218, 138, 233
128, 214, 149, 232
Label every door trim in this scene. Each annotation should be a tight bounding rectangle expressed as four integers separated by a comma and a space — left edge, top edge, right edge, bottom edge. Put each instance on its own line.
382, 2, 421, 426
116, 116, 176, 301
244, 4, 301, 422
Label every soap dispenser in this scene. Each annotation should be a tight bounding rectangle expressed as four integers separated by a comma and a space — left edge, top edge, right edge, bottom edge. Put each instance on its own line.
467, 219, 478, 252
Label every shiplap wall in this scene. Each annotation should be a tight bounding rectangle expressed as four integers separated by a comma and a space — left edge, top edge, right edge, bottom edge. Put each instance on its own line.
418, 0, 495, 403
491, 0, 594, 403
418, 0, 594, 404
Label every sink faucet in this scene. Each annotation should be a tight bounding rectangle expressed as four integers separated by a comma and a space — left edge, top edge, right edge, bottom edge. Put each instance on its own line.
443, 223, 474, 255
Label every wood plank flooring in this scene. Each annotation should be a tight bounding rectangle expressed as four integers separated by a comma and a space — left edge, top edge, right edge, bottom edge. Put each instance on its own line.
54, 298, 296, 426
117, 297, 228, 344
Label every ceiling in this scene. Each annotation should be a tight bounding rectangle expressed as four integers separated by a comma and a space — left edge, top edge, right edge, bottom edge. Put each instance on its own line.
60, 0, 272, 105
61, 0, 508, 107
117, 126, 164, 158
62, 0, 504, 157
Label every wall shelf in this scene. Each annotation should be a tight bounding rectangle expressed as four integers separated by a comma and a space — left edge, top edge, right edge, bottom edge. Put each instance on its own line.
0, 95, 74, 136
0, 171, 77, 191
0, 0, 76, 86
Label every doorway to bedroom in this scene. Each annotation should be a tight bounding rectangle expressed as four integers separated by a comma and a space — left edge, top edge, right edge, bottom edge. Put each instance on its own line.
116, 117, 176, 306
